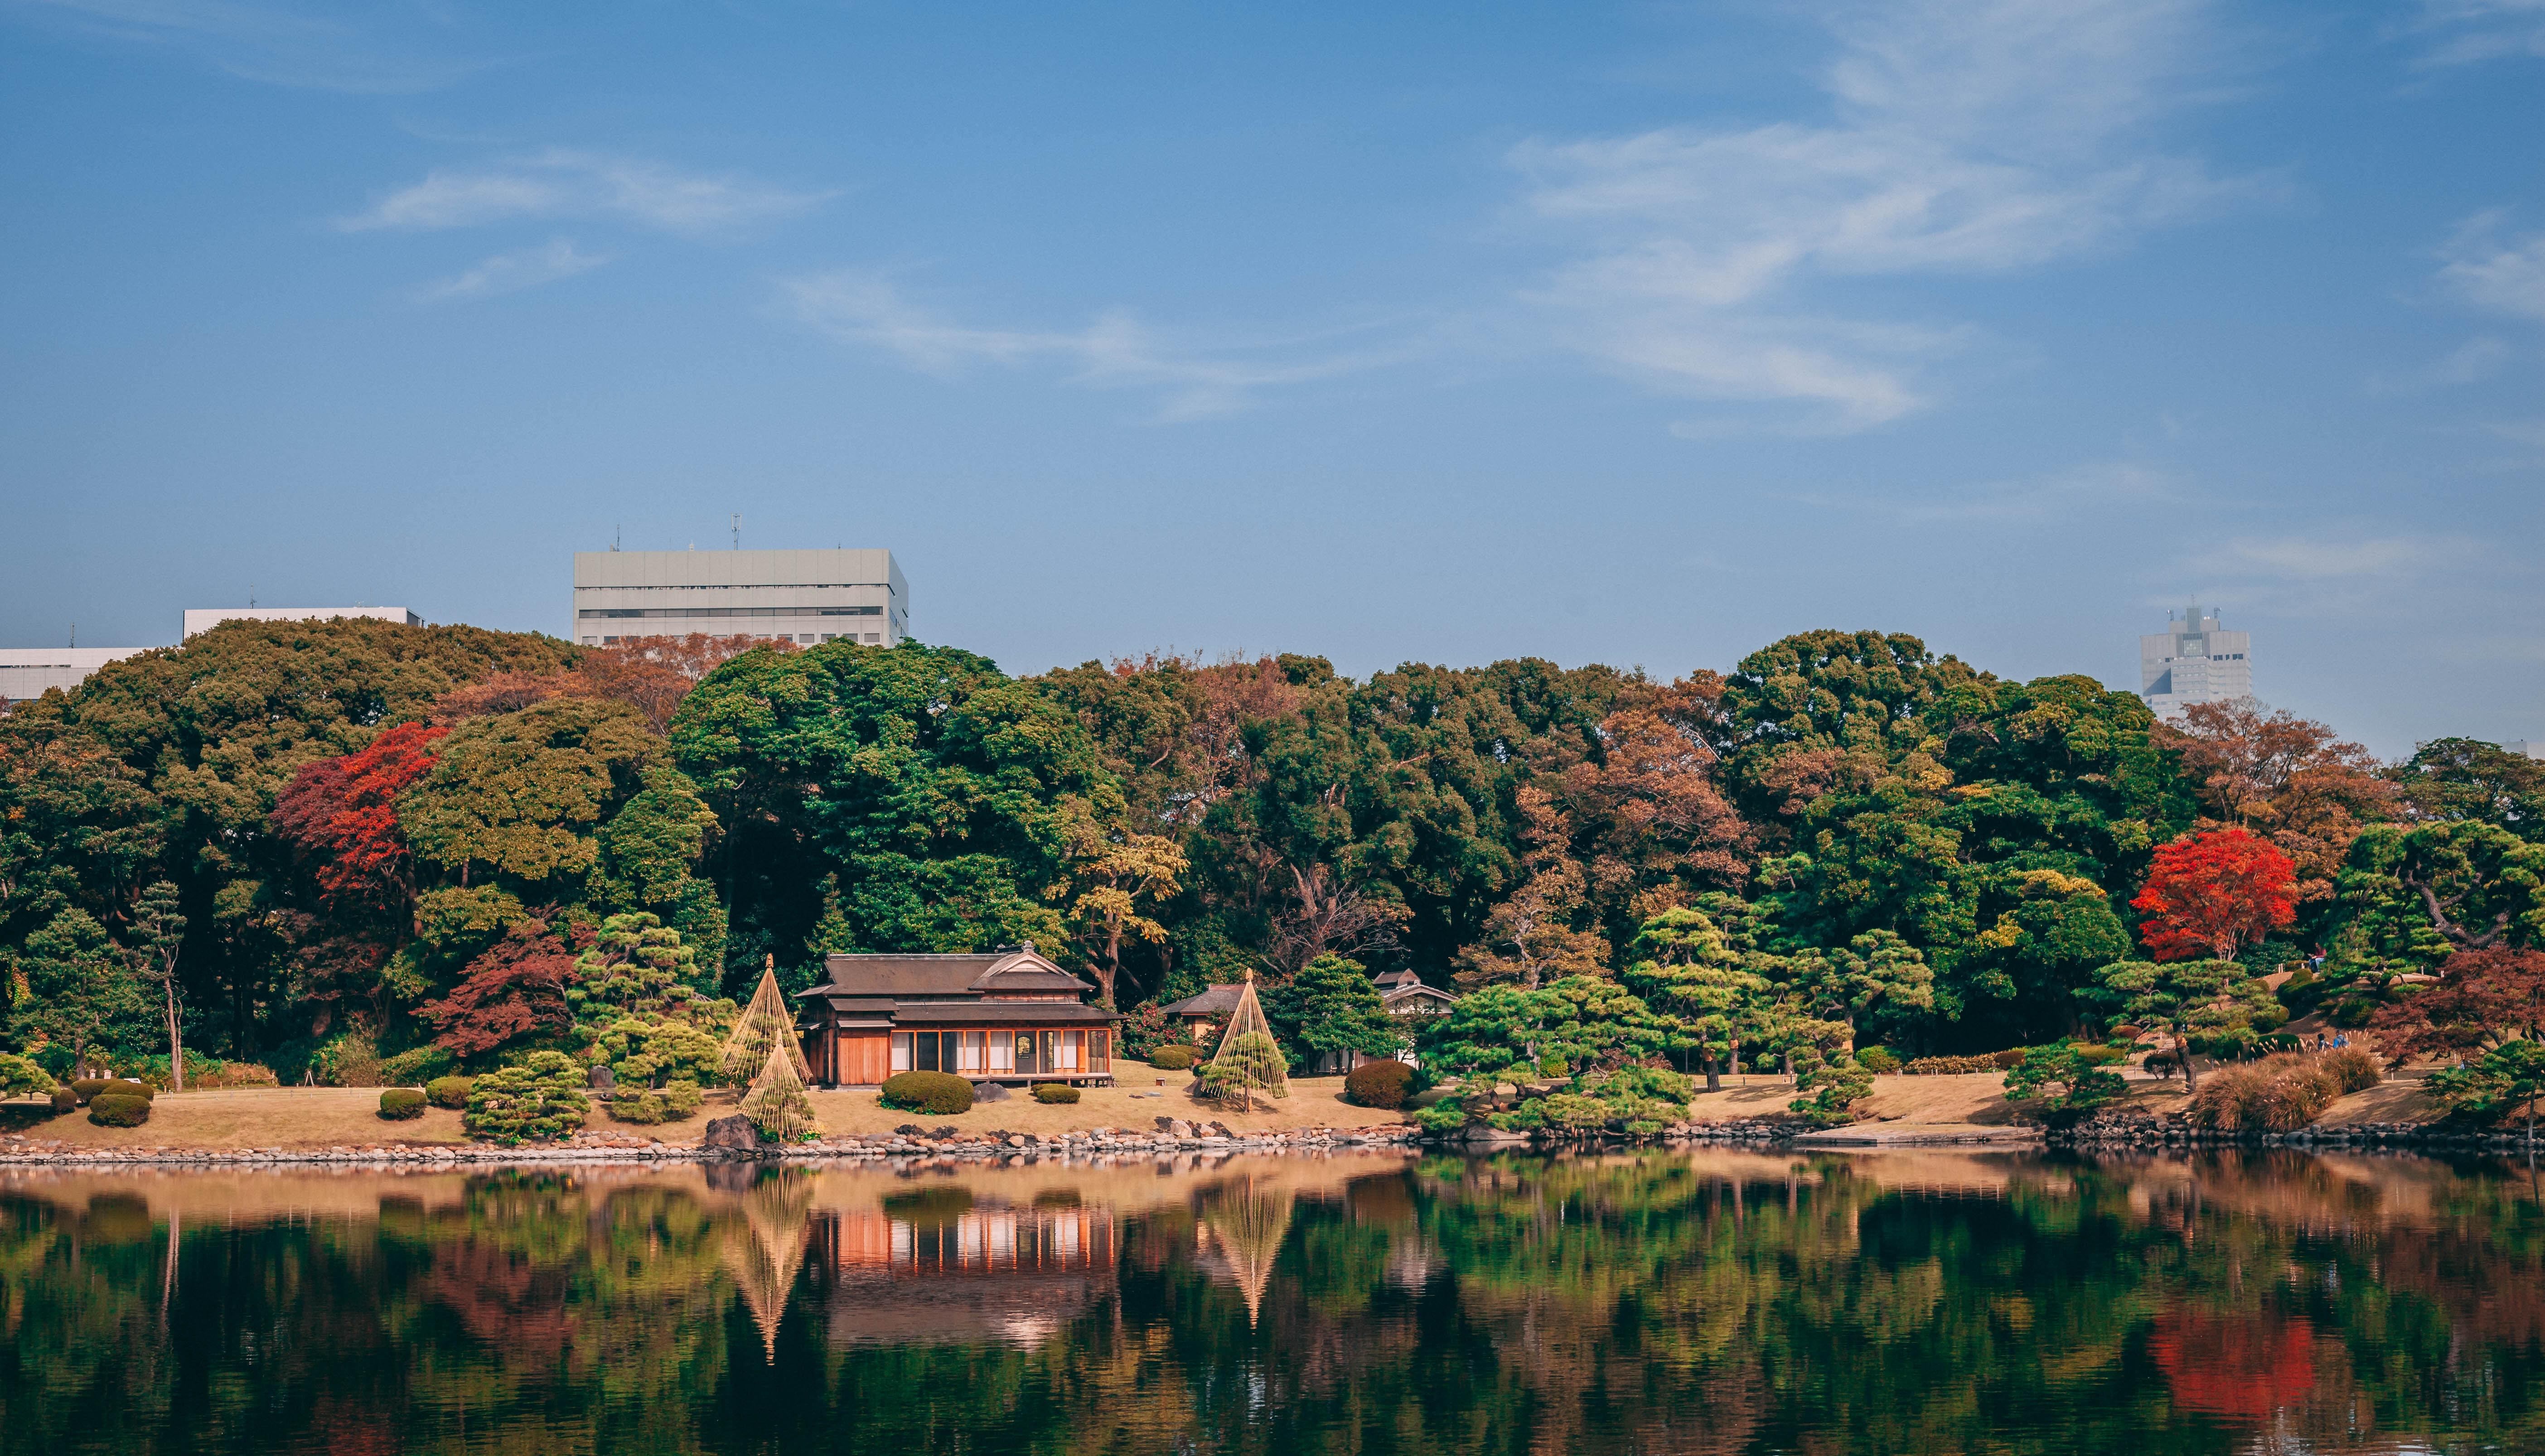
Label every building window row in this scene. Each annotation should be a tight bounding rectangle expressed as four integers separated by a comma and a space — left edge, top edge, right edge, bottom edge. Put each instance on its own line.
585, 631, 884, 646
576, 606, 882, 620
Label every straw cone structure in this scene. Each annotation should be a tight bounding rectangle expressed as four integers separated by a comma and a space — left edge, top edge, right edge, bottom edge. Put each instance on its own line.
721, 1170, 816, 1360
1195, 1179, 1296, 1325
721, 960, 810, 1085
1203, 974, 1288, 1110
740, 1039, 821, 1143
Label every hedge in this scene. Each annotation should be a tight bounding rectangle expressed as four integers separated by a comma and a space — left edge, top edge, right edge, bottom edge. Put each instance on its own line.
1855, 1047, 1901, 1075
378, 1089, 427, 1120
89, 1094, 152, 1128
1148, 1045, 1198, 1070
1343, 1059, 1416, 1109
1031, 1083, 1081, 1104
880, 1071, 974, 1116
1902, 1051, 2028, 1075
426, 1075, 474, 1110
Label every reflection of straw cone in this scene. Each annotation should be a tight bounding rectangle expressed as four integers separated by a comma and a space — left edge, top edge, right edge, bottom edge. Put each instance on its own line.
1193, 1178, 1295, 1325
722, 1169, 816, 1360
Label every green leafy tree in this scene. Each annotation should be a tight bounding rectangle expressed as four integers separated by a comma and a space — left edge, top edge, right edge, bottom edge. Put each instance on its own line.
2088, 958, 2279, 1090
1266, 954, 1403, 1068
1787, 1052, 1873, 1128
2389, 737, 2545, 840
8, 909, 154, 1070
0, 1051, 60, 1099
1621, 906, 1771, 1090
462, 1049, 590, 1142
1786, 927, 1936, 1051
128, 880, 188, 1090
2425, 1039, 2545, 1140
2338, 821, 2545, 971
567, 912, 724, 1033
1200, 1030, 1292, 1110
402, 698, 662, 895
590, 764, 729, 972
2003, 1040, 2127, 1116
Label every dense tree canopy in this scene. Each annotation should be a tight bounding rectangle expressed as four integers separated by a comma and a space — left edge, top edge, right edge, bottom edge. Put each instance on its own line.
1, 616, 2533, 1080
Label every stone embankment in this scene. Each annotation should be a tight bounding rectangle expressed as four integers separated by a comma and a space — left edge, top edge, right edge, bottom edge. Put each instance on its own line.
0, 1119, 1422, 1168
2050, 1111, 2540, 1153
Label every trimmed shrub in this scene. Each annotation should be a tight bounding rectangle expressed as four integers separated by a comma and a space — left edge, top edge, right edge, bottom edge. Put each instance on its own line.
1992, 1049, 2027, 1070
97, 1079, 155, 1103
609, 1080, 706, 1124
1344, 1058, 1417, 1109
1855, 1046, 1901, 1075
880, 1070, 974, 1116
378, 1089, 427, 1120
69, 1078, 111, 1105
1031, 1083, 1081, 1104
0, 1052, 60, 1101
1903, 1054, 2014, 1076
378, 1045, 454, 1086
2074, 1044, 2125, 1066
88, 1094, 152, 1128
463, 1051, 590, 1143
426, 1075, 475, 1110
49, 1089, 77, 1114
1147, 1044, 1198, 1071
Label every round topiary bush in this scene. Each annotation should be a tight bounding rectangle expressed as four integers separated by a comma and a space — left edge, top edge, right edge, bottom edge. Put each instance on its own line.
1343, 1058, 1416, 1109
880, 1070, 974, 1115
1148, 1044, 1197, 1071
463, 1051, 590, 1143
1855, 1046, 1902, 1075
1031, 1083, 1080, 1104
69, 1078, 110, 1106
88, 1093, 152, 1128
378, 1088, 427, 1120
101, 1078, 155, 1102
49, 1088, 77, 1114
426, 1075, 474, 1110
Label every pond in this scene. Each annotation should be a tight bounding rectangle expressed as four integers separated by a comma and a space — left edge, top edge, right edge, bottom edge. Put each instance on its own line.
3, 1147, 2542, 1454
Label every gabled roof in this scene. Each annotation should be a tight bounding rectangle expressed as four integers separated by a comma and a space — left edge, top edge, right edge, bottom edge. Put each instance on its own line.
1160, 984, 1246, 1017
795, 945, 1096, 1000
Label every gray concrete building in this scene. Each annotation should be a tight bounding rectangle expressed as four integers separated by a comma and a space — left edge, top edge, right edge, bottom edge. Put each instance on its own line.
571, 548, 907, 648
0, 646, 148, 704
183, 606, 421, 638
2139, 603, 2251, 718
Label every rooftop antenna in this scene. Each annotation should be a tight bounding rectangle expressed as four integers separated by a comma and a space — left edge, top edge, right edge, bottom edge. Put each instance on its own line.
249, 584, 256, 608
731, 513, 741, 550
69, 622, 75, 649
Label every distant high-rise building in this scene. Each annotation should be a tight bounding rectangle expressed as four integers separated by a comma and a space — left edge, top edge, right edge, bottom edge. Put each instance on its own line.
183, 606, 421, 638
0, 646, 147, 704
2139, 603, 2250, 718
571, 548, 907, 648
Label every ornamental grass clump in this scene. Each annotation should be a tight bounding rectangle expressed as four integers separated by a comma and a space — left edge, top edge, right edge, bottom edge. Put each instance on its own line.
463, 1051, 590, 1143
2185, 1053, 2351, 1132
880, 1071, 974, 1115
378, 1088, 427, 1120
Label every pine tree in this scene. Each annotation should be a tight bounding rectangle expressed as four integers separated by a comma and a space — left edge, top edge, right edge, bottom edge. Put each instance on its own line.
1200, 974, 1290, 1110
739, 1039, 820, 1143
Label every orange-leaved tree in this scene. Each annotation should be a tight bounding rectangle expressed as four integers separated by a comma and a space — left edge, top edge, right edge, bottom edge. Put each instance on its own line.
2131, 826, 2296, 962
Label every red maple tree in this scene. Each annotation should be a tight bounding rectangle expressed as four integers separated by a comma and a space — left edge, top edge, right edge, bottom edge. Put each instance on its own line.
417, 915, 585, 1056
2131, 826, 2297, 962
272, 722, 448, 909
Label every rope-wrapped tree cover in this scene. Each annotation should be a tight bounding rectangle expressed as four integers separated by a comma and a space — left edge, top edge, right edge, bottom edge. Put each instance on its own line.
721, 960, 810, 1086
740, 1039, 821, 1143
1201, 975, 1289, 1110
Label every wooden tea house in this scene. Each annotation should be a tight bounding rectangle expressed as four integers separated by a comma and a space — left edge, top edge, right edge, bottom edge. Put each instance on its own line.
794, 943, 1119, 1089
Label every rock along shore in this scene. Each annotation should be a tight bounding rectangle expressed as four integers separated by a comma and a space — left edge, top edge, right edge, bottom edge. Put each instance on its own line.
0, 1118, 1424, 1169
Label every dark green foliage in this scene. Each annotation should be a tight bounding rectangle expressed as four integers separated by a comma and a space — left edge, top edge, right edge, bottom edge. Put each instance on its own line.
462, 1050, 589, 1142
2426, 1040, 2545, 1130
879, 1070, 975, 1115
48, 1088, 76, 1114
2001, 1041, 2127, 1115
1788, 1053, 1873, 1127
607, 1080, 704, 1123
1148, 1044, 1197, 1070
98, 1078, 154, 1102
1266, 954, 1402, 1066
425, 1075, 474, 1109
87, 1094, 150, 1127
1031, 1083, 1080, 1104
1855, 1046, 1901, 1074
378, 1088, 426, 1120
1343, 1058, 1416, 1109
0, 1053, 62, 1100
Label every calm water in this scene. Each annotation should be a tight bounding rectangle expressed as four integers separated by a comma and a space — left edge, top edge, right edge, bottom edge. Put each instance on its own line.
4, 1148, 2543, 1455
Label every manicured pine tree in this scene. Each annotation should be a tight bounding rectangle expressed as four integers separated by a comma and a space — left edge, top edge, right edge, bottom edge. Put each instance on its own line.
1202, 972, 1289, 1111
739, 1039, 820, 1143
721, 956, 810, 1085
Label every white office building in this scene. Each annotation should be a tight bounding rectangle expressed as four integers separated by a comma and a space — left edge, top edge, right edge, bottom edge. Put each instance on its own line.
571, 548, 907, 648
0, 646, 149, 704
183, 606, 422, 638
2139, 603, 2251, 718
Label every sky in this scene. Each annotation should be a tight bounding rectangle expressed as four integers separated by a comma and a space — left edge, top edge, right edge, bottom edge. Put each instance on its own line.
2, 0, 2540, 757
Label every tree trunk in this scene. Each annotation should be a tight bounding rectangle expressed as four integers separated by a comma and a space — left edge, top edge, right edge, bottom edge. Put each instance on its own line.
165, 977, 185, 1092
1703, 1052, 1721, 1094
2177, 1029, 2199, 1092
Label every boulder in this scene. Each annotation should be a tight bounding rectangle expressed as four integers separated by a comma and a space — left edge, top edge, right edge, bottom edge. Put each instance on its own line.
587, 1064, 616, 1092
702, 1115, 760, 1153
973, 1080, 1014, 1102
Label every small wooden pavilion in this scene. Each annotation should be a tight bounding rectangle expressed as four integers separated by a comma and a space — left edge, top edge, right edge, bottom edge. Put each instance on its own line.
794, 943, 1118, 1089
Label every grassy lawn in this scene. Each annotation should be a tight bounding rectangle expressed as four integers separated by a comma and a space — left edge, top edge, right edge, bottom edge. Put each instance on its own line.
807, 1074, 1409, 1137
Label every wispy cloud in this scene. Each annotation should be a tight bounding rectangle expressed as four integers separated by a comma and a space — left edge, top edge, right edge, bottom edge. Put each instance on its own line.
2368, 336, 2513, 393
8, 0, 484, 92
419, 238, 610, 302
1514, 0, 2256, 434
2408, 0, 2545, 66
2194, 533, 2465, 580
2439, 212, 2545, 323
344, 149, 828, 236
785, 272, 1410, 421
1793, 461, 2182, 521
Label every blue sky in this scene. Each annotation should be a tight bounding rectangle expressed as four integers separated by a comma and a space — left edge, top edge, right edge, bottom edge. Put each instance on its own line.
2, 0, 2540, 756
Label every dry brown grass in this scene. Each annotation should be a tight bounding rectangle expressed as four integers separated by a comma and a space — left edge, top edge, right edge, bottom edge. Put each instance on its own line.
0, 1088, 474, 1148
808, 1075, 1409, 1137
2186, 1053, 2380, 1132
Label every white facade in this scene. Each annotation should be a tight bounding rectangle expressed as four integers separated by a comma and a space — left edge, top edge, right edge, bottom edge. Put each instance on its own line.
2139, 603, 2251, 718
0, 646, 148, 704
183, 606, 421, 638
571, 548, 907, 648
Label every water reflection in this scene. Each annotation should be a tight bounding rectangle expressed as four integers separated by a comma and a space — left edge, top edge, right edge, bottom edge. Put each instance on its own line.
1, 1149, 2541, 1455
